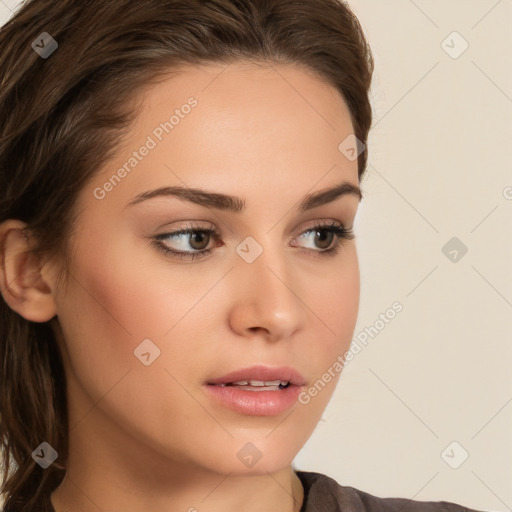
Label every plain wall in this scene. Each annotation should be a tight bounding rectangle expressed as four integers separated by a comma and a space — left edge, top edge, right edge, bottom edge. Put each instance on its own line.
0, 1, 510, 510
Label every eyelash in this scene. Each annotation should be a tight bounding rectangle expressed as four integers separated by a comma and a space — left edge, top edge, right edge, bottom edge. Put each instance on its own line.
151, 221, 355, 261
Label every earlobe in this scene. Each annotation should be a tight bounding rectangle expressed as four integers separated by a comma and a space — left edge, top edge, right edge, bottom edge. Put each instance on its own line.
0, 219, 58, 322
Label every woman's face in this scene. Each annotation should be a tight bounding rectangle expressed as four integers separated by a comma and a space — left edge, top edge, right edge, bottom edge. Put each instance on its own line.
48, 61, 361, 476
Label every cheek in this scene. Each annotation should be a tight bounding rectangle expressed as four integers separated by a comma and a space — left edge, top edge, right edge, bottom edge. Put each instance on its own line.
54, 238, 176, 399
293, 256, 359, 424
63, 227, 204, 342
55, 222, 226, 393
309, 245, 360, 349
53, 241, 213, 445
295, 245, 359, 409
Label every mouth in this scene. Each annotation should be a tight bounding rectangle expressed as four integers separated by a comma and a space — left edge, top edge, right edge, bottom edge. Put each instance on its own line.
206, 364, 306, 388
204, 365, 306, 416
215, 379, 291, 391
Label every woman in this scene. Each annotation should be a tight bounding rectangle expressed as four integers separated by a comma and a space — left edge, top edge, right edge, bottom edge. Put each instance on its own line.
0, 1, 484, 510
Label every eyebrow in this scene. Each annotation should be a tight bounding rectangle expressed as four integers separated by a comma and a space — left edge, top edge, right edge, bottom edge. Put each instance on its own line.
126, 181, 362, 213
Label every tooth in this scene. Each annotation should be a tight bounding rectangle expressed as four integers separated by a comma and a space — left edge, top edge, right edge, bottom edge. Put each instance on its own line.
226, 379, 291, 388
263, 380, 281, 386
244, 386, 280, 391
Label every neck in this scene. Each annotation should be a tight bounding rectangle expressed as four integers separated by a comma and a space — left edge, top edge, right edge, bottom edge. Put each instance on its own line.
50, 404, 304, 512
51, 461, 304, 512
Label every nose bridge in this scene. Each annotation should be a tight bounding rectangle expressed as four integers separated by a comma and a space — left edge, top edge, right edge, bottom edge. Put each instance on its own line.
229, 233, 306, 338
237, 232, 292, 297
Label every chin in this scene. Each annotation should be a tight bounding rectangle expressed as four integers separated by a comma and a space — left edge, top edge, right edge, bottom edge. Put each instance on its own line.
185, 439, 299, 477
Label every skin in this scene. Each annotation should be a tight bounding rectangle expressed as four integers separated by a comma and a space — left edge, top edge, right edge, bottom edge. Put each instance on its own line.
0, 61, 361, 512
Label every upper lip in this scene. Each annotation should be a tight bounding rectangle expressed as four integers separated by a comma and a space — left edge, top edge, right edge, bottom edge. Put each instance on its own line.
207, 365, 306, 386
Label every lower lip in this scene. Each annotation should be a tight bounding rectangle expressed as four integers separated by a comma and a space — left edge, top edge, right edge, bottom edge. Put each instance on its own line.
204, 384, 302, 416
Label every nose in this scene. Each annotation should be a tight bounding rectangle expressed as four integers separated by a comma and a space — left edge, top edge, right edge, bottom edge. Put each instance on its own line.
227, 244, 307, 342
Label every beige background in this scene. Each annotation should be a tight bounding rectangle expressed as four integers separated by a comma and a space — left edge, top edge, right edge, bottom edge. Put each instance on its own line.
1, 0, 511, 510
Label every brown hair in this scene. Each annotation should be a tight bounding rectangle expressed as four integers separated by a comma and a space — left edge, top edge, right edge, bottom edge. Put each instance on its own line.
0, 0, 373, 509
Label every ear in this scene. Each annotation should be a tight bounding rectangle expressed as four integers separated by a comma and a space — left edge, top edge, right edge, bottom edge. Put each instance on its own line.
0, 219, 58, 322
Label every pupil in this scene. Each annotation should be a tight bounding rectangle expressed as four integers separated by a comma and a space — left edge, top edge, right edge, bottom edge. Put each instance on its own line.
315, 230, 333, 249
191, 231, 209, 250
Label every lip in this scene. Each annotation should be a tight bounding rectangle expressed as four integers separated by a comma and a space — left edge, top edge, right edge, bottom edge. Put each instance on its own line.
206, 365, 306, 386
204, 365, 306, 416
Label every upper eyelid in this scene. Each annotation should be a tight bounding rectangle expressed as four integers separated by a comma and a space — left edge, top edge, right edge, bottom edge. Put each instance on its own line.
159, 218, 349, 234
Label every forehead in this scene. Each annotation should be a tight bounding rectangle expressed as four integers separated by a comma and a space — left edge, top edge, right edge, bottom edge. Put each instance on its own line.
82, 61, 358, 216
135, 60, 354, 138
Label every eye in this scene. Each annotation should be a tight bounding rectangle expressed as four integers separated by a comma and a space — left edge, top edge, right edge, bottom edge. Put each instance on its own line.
151, 221, 354, 261
151, 223, 219, 261
291, 221, 354, 257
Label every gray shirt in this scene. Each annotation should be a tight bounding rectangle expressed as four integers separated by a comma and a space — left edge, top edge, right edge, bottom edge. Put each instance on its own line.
297, 471, 482, 512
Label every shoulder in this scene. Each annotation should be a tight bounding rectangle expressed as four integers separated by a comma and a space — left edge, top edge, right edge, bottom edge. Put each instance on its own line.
296, 471, 483, 512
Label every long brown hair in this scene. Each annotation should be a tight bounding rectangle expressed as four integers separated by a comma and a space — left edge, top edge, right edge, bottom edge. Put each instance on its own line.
0, 0, 373, 509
